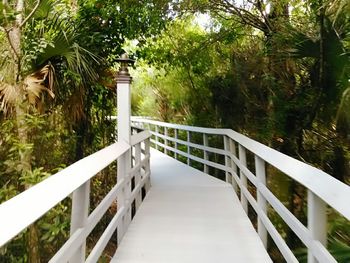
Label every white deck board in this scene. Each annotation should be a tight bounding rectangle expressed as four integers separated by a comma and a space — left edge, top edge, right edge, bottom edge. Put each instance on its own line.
112, 149, 272, 262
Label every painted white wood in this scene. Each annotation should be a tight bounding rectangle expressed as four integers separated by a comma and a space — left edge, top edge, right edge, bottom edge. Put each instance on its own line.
50, 179, 126, 263
86, 166, 151, 263
112, 149, 272, 263
255, 156, 268, 248
117, 83, 131, 143
203, 133, 209, 174
131, 117, 350, 220
117, 152, 131, 244
239, 184, 299, 263
239, 145, 248, 214
229, 139, 238, 193
152, 131, 226, 156
134, 143, 142, 210
0, 141, 129, 247
129, 171, 151, 204
311, 241, 337, 263
151, 139, 228, 172
164, 127, 168, 155
224, 130, 350, 220
69, 181, 90, 262
155, 125, 159, 150
257, 181, 311, 246
255, 181, 335, 261
144, 138, 151, 192
174, 129, 178, 159
117, 79, 132, 244
132, 119, 340, 263
224, 136, 231, 183
130, 130, 151, 146
187, 131, 191, 166
308, 191, 327, 263
85, 207, 125, 263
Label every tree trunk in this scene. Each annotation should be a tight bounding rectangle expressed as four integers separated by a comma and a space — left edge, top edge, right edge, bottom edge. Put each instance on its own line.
6, 0, 42, 261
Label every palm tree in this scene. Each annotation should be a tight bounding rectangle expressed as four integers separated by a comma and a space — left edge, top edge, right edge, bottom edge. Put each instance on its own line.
0, 1, 100, 261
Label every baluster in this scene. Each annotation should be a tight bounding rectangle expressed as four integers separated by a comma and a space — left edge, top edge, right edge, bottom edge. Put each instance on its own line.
155, 125, 159, 150
117, 152, 131, 244
203, 134, 209, 174
238, 145, 248, 213
174, 129, 178, 159
230, 139, 238, 193
187, 131, 191, 166
134, 143, 142, 210
144, 138, 151, 192
70, 181, 90, 262
164, 127, 168, 155
224, 136, 231, 183
255, 155, 267, 248
307, 191, 327, 263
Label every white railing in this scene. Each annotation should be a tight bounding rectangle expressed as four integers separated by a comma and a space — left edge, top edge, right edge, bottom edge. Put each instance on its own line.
0, 130, 151, 262
131, 117, 350, 263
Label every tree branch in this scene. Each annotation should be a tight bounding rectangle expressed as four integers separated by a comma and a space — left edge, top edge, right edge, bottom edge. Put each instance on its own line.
208, 0, 269, 33
20, 0, 42, 28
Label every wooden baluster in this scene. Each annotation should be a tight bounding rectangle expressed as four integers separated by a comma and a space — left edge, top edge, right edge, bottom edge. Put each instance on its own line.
164, 127, 168, 155
238, 145, 248, 214
144, 138, 151, 192
255, 155, 267, 248
69, 181, 90, 262
174, 129, 178, 159
203, 134, 209, 174
230, 139, 238, 193
135, 142, 142, 210
308, 191, 327, 263
224, 136, 231, 183
155, 125, 159, 150
187, 131, 191, 166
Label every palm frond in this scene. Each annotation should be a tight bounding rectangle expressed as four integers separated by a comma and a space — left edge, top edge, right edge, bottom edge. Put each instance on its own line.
0, 83, 19, 113
29, 14, 101, 84
24, 64, 55, 105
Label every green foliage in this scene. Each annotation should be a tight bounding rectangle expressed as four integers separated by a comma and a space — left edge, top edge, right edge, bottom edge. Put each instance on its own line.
76, 0, 172, 64
1, 0, 349, 261
132, 3, 350, 262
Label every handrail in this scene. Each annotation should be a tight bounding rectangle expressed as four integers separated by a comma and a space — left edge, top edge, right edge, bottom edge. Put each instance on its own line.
131, 117, 350, 263
0, 140, 129, 247
0, 131, 152, 262
131, 117, 350, 220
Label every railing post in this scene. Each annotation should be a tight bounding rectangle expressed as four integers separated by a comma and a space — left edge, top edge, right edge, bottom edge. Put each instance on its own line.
229, 139, 238, 193
203, 134, 209, 174
238, 145, 248, 214
134, 143, 142, 210
174, 129, 178, 159
255, 156, 267, 248
155, 125, 159, 150
164, 127, 168, 155
224, 136, 231, 183
116, 53, 133, 243
307, 191, 327, 263
144, 138, 151, 192
69, 181, 90, 262
187, 131, 191, 166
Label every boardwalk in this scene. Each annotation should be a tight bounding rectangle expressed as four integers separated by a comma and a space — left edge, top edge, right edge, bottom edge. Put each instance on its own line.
112, 149, 272, 262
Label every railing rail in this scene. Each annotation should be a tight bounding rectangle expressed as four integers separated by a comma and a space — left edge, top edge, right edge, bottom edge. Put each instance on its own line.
131, 117, 350, 263
0, 130, 152, 262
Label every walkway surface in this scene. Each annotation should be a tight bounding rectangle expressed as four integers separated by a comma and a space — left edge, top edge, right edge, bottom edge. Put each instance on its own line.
112, 149, 272, 262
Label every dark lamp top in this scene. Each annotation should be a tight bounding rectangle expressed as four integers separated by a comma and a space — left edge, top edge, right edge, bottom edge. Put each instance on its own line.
116, 53, 134, 81
116, 53, 135, 65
